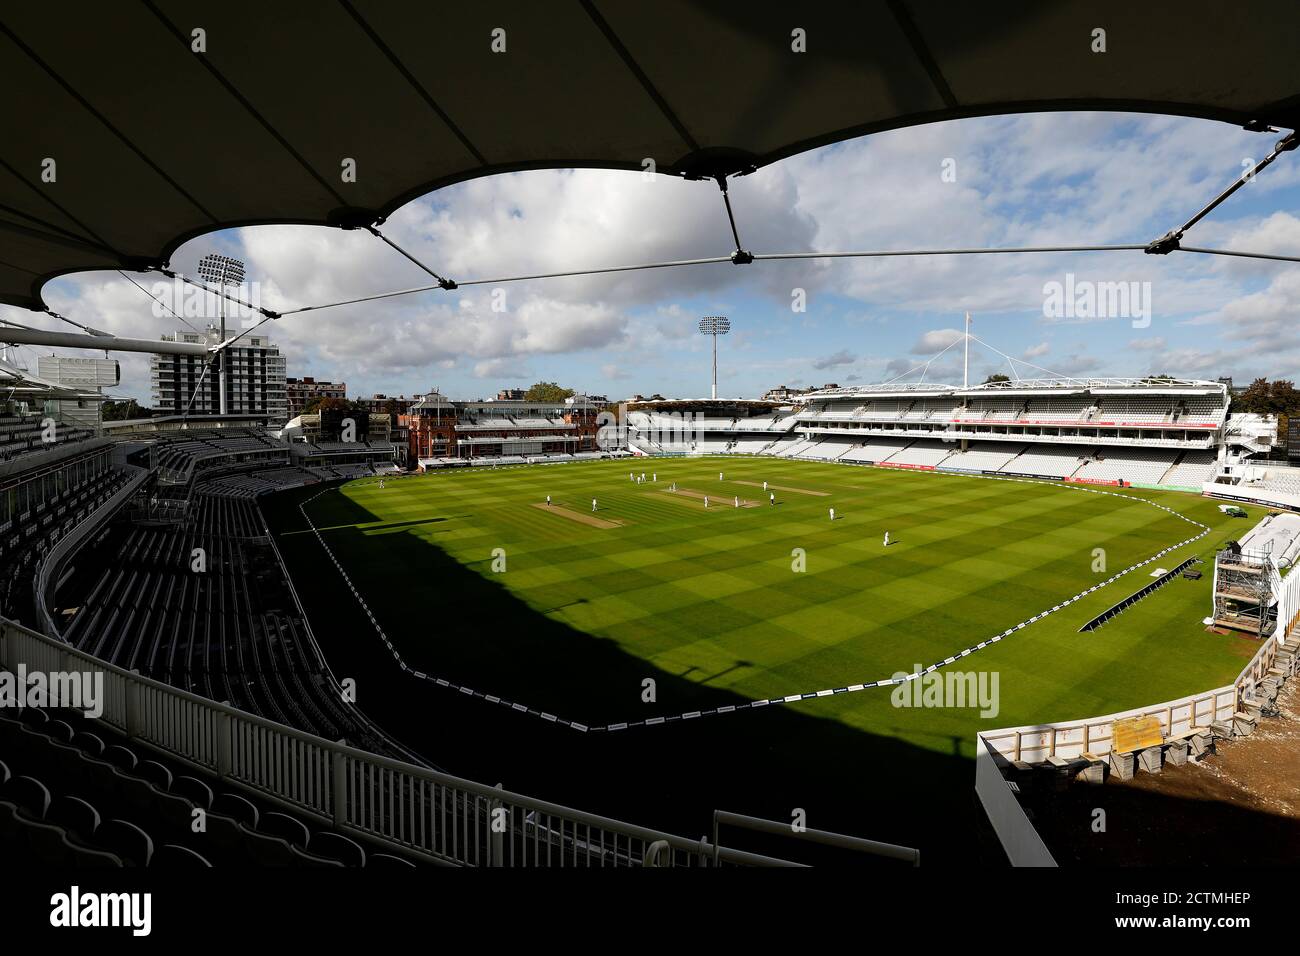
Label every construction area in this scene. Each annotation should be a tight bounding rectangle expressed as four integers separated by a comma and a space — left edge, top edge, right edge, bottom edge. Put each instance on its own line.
999, 633, 1300, 865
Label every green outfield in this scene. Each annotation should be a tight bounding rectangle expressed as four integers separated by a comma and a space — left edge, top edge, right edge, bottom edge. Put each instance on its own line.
282, 456, 1262, 761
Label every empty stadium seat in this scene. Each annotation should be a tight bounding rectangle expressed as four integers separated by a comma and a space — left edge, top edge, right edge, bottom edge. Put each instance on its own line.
308, 830, 366, 867
97, 818, 154, 866
260, 810, 311, 848
213, 792, 260, 828
47, 794, 101, 843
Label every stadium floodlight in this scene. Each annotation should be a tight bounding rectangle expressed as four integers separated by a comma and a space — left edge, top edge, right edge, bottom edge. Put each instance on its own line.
197, 254, 245, 289
196, 253, 246, 415
699, 316, 730, 399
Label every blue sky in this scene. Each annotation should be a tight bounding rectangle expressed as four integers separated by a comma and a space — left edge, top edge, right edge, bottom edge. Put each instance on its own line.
9, 111, 1300, 403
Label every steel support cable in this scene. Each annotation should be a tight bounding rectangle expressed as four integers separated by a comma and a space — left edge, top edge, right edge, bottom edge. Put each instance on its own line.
754, 244, 1149, 261
184, 355, 217, 415
966, 333, 1078, 384
365, 225, 458, 289
118, 269, 203, 336
1178, 245, 1300, 264
272, 254, 737, 317
209, 312, 276, 352
1145, 129, 1298, 254
184, 240, 1299, 328
42, 307, 109, 337
715, 175, 753, 264
881, 333, 965, 385
154, 267, 280, 319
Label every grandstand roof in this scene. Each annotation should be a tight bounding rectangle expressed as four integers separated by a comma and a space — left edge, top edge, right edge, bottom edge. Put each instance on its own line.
3, 2, 1298, 310
626, 399, 783, 412
0, 356, 101, 400
803, 378, 1228, 400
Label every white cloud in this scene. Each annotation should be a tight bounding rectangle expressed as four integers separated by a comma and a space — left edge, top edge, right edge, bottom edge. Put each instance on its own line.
5, 111, 1298, 401
812, 349, 856, 370
911, 328, 964, 354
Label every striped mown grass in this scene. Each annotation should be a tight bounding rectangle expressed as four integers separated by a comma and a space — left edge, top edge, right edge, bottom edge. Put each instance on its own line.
286, 456, 1260, 754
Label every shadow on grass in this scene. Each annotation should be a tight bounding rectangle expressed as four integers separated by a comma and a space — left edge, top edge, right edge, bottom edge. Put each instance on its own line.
289, 515, 454, 536
264, 484, 985, 866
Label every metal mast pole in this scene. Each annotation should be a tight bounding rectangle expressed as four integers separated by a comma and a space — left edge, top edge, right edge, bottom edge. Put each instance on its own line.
699, 316, 730, 401
963, 311, 970, 389
712, 334, 718, 399
218, 295, 226, 415
198, 254, 245, 419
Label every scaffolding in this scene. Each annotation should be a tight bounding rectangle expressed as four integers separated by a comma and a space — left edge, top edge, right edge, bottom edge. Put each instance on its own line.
1211, 544, 1281, 636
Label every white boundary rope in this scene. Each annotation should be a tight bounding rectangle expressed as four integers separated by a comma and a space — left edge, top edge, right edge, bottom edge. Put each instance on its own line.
296, 462, 1211, 733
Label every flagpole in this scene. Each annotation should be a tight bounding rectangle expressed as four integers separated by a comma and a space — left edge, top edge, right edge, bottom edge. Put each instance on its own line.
963, 311, 970, 389
961, 312, 971, 452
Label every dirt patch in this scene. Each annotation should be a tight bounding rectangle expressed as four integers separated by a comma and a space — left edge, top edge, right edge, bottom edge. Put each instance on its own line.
530, 502, 625, 529
1117, 677, 1300, 817
659, 488, 759, 509
1026, 675, 1300, 865
732, 480, 830, 497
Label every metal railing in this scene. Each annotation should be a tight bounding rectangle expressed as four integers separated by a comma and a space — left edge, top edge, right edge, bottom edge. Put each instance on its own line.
0, 615, 804, 867
711, 810, 918, 866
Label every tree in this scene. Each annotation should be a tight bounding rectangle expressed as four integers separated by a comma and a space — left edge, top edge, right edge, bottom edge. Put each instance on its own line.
1236, 377, 1271, 414
101, 399, 148, 421
316, 397, 366, 417
983, 373, 1010, 384
1224, 378, 1299, 446
524, 382, 574, 403
1269, 379, 1297, 414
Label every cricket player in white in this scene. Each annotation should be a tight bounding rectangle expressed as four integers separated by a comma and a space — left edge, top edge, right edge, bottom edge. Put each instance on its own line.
546, 495, 551, 506
884, 531, 890, 546
829, 507, 835, 521
592, 498, 598, 512
762, 480, 768, 491
734, 496, 739, 508
704, 496, 709, 509
770, 493, 775, 506
719, 472, 724, 481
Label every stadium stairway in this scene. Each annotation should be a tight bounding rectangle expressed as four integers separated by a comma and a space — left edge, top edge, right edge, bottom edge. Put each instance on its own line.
54, 494, 405, 761
880, 439, 913, 464
0, 705, 422, 867
1158, 451, 1187, 485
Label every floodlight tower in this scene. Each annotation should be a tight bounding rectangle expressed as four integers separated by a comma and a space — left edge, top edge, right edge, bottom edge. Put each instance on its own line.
197, 253, 245, 415
698, 316, 730, 399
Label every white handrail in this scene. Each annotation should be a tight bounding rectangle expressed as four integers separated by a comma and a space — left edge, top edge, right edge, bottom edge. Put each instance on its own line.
0, 615, 783, 867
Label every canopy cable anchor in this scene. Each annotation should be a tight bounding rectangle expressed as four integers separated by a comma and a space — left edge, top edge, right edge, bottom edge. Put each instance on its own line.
364, 225, 458, 289
154, 267, 280, 319
1146, 129, 1298, 255
714, 175, 753, 265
